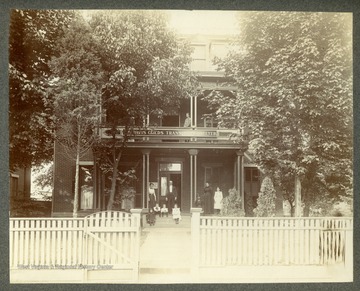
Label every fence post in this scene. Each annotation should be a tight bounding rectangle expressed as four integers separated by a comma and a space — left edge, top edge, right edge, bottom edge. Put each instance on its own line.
191, 208, 202, 281
344, 220, 353, 280
130, 209, 142, 283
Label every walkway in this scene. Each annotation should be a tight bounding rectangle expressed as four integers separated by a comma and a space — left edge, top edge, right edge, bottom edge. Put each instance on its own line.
139, 214, 193, 283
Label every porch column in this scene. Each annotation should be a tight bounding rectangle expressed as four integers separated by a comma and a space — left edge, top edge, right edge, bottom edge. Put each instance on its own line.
194, 95, 198, 127
236, 149, 246, 212
188, 149, 199, 207
141, 149, 151, 209
190, 94, 194, 127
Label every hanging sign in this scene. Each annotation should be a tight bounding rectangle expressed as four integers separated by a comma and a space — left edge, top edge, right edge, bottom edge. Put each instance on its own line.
100, 127, 238, 140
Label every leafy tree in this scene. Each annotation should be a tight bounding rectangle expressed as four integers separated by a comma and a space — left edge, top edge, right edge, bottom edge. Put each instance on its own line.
9, 9, 75, 170
89, 11, 198, 210
47, 18, 105, 217
254, 176, 276, 217
208, 12, 352, 216
220, 188, 245, 217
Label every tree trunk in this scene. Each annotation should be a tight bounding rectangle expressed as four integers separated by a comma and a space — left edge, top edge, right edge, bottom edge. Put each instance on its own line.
294, 175, 302, 217
290, 203, 295, 217
107, 149, 122, 210
73, 127, 81, 218
302, 188, 310, 217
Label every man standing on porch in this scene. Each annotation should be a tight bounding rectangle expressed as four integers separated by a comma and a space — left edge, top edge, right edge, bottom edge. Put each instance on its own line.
166, 180, 177, 214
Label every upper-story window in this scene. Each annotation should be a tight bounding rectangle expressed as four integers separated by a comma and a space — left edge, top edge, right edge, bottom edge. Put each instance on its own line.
209, 43, 227, 71
190, 44, 207, 71
190, 42, 229, 72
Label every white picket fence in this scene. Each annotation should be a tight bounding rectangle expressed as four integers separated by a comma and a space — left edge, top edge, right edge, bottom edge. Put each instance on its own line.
191, 213, 353, 268
9, 210, 142, 282
10, 210, 353, 283
10, 217, 85, 268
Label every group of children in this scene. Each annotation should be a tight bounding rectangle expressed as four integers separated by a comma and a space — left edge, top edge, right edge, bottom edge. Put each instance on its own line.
146, 203, 181, 226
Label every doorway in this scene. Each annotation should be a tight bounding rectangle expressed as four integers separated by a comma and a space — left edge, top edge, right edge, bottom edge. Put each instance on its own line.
158, 163, 182, 210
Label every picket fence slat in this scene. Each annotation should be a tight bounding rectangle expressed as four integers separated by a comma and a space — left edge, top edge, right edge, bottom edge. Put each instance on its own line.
10, 211, 140, 272
197, 216, 352, 267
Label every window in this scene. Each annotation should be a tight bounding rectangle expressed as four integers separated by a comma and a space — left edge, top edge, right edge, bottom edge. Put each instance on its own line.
210, 43, 227, 59
79, 164, 94, 210
210, 43, 228, 71
159, 163, 182, 172
245, 168, 259, 182
204, 166, 221, 187
190, 44, 207, 71
10, 174, 19, 197
204, 167, 212, 184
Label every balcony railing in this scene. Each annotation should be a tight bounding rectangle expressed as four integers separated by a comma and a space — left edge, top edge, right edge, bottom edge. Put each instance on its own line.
99, 126, 240, 144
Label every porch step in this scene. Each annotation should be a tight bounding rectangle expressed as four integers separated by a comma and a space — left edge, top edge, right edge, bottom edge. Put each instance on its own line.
139, 223, 192, 278
142, 215, 191, 230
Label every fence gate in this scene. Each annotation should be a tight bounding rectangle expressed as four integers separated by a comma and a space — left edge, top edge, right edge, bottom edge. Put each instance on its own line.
83, 211, 140, 282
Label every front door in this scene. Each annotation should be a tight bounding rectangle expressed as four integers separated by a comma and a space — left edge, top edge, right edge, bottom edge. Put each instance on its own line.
159, 163, 182, 210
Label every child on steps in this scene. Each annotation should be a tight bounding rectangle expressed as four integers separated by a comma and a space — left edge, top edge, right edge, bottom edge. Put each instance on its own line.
160, 204, 168, 217
146, 208, 156, 226
172, 204, 181, 224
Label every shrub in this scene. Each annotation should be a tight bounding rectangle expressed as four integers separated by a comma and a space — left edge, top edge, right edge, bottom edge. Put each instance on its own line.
220, 188, 245, 217
254, 176, 276, 217
10, 197, 52, 217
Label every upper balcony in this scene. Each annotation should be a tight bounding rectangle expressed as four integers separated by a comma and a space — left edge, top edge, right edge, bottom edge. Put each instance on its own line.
99, 86, 243, 148
99, 126, 240, 148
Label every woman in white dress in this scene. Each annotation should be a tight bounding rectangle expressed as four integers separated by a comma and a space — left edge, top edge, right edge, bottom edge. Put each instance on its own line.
214, 187, 223, 215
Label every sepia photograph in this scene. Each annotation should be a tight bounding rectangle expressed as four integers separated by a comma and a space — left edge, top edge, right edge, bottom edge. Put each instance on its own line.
7, 8, 353, 284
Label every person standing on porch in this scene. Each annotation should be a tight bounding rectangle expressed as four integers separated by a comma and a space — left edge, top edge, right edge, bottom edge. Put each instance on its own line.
203, 182, 213, 215
214, 187, 223, 215
148, 182, 157, 210
183, 112, 191, 127
166, 180, 177, 214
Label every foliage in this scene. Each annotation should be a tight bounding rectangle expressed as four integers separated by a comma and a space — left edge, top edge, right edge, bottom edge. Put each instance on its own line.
90, 10, 198, 126
47, 17, 106, 217
88, 11, 197, 210
220, 188, 245, 217
48, 18, 105, 157
9, 9, 76, 170
253, 177, 276, 217
113, 186, 136, 211
10, 197, 52, 217
32, 163, 53, 190
331, 194, 353, 217
208, 12, 353, 215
